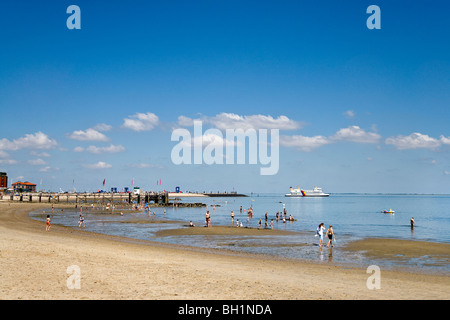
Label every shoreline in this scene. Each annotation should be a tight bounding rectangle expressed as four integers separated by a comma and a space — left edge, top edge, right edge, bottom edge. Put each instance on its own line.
1, 202, 449, 299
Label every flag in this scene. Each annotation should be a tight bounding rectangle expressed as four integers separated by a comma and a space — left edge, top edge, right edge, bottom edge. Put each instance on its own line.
159, 178, 162, 185
103, 179, 105, 186
131, 178, 134, 186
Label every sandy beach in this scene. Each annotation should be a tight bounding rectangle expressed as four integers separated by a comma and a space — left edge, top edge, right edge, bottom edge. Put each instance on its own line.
0, 202, 449, 300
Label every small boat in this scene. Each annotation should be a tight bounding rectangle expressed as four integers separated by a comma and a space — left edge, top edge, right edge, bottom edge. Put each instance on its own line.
382, 209, 395, 214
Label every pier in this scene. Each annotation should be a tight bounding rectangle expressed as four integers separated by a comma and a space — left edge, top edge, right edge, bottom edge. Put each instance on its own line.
0, 191, 170, 205
0, 191, 247, 205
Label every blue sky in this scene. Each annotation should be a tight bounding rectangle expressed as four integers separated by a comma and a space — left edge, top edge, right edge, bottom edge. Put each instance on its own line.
0, 0, 449, 193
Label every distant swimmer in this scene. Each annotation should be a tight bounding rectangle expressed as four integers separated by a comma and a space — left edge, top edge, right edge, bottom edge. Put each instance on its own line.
410, 217, 415, 229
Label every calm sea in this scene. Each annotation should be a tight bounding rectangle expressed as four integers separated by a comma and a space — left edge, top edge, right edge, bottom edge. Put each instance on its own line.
30, 193, 450, 273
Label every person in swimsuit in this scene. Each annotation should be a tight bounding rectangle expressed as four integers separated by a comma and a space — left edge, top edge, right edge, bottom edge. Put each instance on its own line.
205, 211, 211, 227
78, 214, 85, 228
46, 215, 51, 231
326, 225, 334, 248
317, 223, 325, 247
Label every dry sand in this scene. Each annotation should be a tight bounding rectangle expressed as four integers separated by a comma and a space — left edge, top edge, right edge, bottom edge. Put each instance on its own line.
0, 202, 449, 300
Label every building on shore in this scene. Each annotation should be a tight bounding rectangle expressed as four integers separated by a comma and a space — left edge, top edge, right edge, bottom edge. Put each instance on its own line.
12, 181, 37, 192
0, 172, 7, 190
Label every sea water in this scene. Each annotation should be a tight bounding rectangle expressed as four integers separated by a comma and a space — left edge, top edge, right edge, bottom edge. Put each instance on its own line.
30, 193, 450, 273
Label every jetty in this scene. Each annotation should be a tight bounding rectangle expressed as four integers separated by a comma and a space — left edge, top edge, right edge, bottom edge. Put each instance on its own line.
0, 191, 247, 205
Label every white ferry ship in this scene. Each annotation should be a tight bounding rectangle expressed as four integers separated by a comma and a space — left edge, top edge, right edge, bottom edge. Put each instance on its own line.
285, 186, 329, 197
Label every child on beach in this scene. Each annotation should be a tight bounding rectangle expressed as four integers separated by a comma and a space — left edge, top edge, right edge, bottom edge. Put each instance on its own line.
78, 214, 85, 228
317, 223, 325, 247
205, 211, 211, 227
326, 225, 334, 248
46, 215, 51, 231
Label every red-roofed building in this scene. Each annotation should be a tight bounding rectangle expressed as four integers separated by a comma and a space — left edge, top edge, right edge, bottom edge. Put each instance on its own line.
0, 172, 7, 189
12, 181, 37, 192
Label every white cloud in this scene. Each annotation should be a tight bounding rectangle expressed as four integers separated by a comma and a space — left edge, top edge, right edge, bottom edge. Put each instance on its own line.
68, 128, 109, 142
0, 132, 58, 150
83, 161, 112, 169
93, 123, 112, 132
30, 151, 51, 157
344, 110, 355, 118
444, 170, 450, 175
86, 144, 125, 154
177, 113, 302, 131
0, 150, 10, 158
0, 159, 17, 165
39, 166, 51, 172
440, 135, 450, 145
125, 163, 164, 169
331, 126, 381, 143
123, 112, 159, 131
280, 135, 331, 152
209, 113, 302, 131
74, 144, 125, 154
385, 133, 441, 150
177, 115, 197, 127
28, 158, 48, 166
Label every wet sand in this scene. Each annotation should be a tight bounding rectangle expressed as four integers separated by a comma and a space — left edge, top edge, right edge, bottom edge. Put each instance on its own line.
0, 202, 449, 300
156, 225, 300, 236
344, 238, 450, 266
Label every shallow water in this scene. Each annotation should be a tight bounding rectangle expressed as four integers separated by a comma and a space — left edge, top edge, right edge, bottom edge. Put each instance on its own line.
30, 193, 450, 274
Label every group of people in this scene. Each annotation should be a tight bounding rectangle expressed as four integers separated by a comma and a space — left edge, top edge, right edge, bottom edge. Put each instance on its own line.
316, 223, 334, 248
44, 205, 86, 231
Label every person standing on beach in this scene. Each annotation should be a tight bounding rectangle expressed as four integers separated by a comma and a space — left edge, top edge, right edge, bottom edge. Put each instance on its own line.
79, 213, 85, 228
317, 223, 325, 247
231, 211, 235, 225
46, 215, 51, 231
205, 210, 211, 227
326, 225, 334, 248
